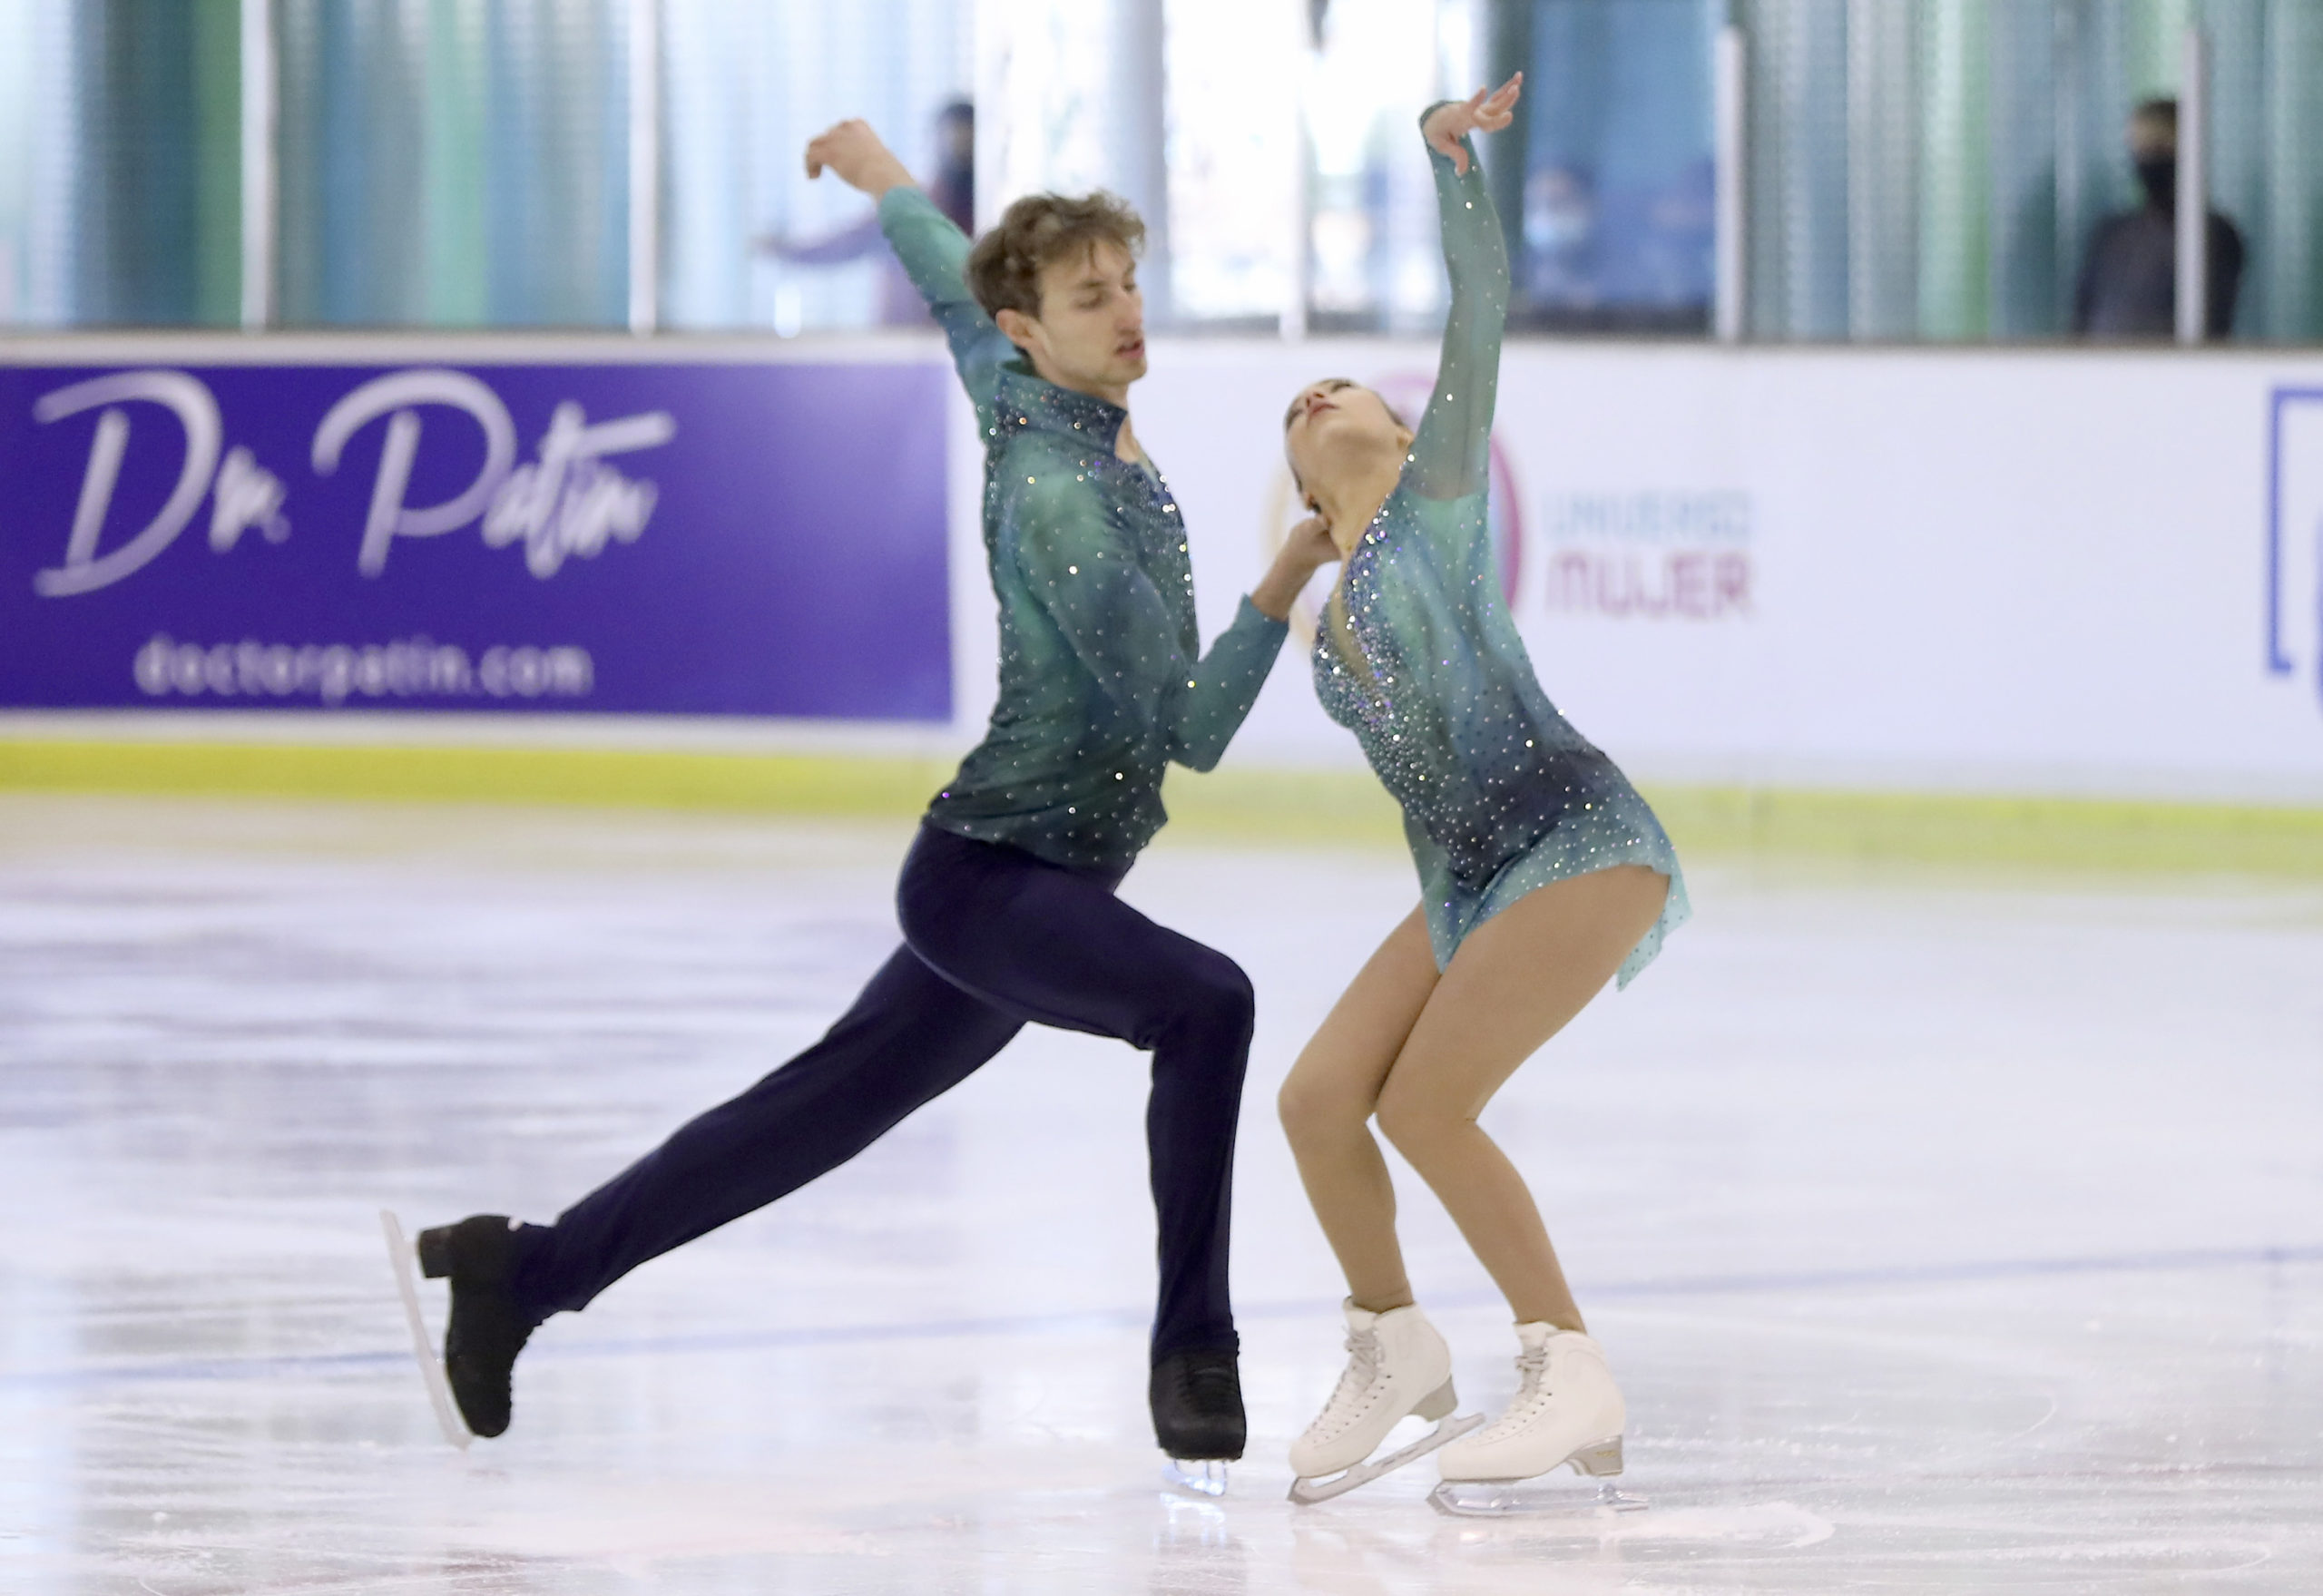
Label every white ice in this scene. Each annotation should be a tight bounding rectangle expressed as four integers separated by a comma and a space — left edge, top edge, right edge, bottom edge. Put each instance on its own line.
2, 794, 2318, 1593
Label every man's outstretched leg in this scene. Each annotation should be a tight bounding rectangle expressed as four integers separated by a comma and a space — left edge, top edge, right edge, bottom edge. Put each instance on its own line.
417, 943, 1024, 1436
896, 826, 1255, 1463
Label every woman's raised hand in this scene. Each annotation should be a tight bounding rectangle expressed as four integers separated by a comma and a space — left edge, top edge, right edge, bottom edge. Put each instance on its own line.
1423, 74, 1523, 175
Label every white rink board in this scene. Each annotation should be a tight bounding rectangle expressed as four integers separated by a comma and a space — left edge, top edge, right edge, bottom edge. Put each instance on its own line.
1104, 342, 2323, 802
7, 334, 2323, 810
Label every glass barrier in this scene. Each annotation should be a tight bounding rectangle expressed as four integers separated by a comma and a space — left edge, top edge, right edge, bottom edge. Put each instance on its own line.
1, 0, 2318, 341
0, 0, 241, 328
1738, 0, 2323, 342
1299, 0, 1456, 333
1507, 0, 1718, 334
1160, 0, 1300, 330
273, 0, 629, 328
662, 0, 971, 335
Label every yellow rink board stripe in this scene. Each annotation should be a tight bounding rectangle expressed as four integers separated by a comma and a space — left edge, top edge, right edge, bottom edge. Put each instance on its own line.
4, 738, 2322, 876
0, 738, 960, 818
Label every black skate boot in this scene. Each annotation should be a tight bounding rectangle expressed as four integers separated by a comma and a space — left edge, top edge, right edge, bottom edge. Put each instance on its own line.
1150, 1346, 1247, 1461
416, 1214, 535, 1439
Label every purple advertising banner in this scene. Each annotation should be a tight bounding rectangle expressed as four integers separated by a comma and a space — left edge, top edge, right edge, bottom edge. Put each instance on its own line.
0, 357, 952, 720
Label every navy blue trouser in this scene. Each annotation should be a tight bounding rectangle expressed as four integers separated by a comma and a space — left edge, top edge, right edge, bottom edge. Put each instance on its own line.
509, 823, 1253, 1359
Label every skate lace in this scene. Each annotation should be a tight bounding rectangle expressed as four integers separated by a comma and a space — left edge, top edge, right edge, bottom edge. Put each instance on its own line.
1317, 1328, 1383, 1435
1477, 1343, 1554, 1441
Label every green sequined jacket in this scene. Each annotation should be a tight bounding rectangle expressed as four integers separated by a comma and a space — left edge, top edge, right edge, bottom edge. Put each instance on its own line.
879, 186, 1288, 871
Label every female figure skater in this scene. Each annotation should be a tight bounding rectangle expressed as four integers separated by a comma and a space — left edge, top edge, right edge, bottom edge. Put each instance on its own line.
1275, 76, 1689, 1502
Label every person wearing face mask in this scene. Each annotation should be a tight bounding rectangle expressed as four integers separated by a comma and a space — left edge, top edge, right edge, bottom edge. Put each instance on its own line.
2073, 97, 2245, 339
396, 117, 1338, 1484
1520, 163, 1598, 309
1272, 77, 1688, 1506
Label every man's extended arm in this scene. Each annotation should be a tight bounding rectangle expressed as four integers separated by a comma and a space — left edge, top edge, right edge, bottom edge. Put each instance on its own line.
805, 119, 1014, 421
879, 191, 1016, 422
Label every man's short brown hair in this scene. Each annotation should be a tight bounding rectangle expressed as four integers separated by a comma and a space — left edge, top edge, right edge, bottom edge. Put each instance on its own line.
966, 191, 1146, 322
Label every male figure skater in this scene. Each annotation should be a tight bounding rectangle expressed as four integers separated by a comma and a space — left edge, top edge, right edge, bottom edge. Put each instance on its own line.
407, 117, 1338, 1468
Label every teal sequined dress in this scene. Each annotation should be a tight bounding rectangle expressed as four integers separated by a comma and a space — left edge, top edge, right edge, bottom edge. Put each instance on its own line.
1312, 122, 1689, 985
879, 187, 1288, 873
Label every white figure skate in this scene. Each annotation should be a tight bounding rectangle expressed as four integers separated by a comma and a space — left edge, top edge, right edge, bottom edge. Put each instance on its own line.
1287, 1300, 1483, 1503
378, 1210, 471, 1450
1430, 1323, 1642, 1517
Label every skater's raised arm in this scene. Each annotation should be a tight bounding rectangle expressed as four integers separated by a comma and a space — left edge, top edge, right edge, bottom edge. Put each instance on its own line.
805, 119, 1014, 422
1005, 469, 1289, 772
1407, 78, 1518, 504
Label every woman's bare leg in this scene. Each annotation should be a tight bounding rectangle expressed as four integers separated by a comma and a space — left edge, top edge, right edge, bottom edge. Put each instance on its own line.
1373, 866, 1669, 1329
1276, 907, 1440, 1313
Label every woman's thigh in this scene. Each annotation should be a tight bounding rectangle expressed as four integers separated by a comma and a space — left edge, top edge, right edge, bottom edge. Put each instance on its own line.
1378, 866, 1669, 1127
1280, 906, 1441, 1121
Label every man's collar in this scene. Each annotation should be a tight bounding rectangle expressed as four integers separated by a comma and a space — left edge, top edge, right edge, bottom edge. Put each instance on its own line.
995, 362, 1128, 454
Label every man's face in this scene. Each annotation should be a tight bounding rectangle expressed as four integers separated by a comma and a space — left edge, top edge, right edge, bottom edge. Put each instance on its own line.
1002, 240, 1147, 398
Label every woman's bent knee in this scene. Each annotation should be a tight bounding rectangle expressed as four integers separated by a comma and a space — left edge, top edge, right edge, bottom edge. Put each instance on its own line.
1373, 1088, 1472, 1166
1278, 1068, 1371, 1149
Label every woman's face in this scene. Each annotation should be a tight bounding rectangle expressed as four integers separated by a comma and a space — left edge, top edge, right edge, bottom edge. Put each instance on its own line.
1282, 379, 1410, 507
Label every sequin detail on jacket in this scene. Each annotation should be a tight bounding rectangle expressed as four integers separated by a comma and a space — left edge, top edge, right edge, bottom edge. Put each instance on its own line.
1309, 119, 1690, 984
880, 187, 1288, 871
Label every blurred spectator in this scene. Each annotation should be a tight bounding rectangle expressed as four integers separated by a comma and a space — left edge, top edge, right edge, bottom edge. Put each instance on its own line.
1522, 164, 1599, 309
755, 100, 974, 328
2074, 97, 2244, 339
1630, 157, 1715, 308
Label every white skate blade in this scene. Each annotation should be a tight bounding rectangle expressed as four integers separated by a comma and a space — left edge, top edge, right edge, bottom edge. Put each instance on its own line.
1433, 1434, 1642, 1516
379, 1209, 471, 1451
1430, 1478, 1647, 1516
1161, 1458, 1228, 1498
1289, 1411, 1485, 1504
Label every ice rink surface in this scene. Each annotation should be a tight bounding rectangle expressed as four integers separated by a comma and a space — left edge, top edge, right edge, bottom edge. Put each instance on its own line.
3, 793, 2319, 1595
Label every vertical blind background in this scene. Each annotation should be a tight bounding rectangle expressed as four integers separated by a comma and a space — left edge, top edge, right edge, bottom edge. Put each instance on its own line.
0, 0, 2317, 339
273, 0, 629, 328
0, 0, 242, 328
1736, 0, 2323, 341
